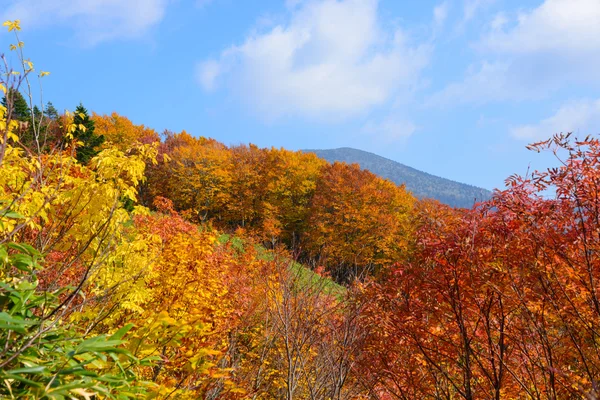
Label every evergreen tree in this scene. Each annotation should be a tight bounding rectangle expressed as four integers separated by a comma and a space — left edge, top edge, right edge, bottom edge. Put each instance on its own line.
33, 105, 42, 119
45, 101, 59, 120
1, 88, 31, 120
72, 103, 105, 164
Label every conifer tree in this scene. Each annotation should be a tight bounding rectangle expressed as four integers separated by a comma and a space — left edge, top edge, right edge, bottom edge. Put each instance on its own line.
73, 103, 105, 164
1, 88, 31, 120
33, 105, 42, 119
45, 101, 59, 120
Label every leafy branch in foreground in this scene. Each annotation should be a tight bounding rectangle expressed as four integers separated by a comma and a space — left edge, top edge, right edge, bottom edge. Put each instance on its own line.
0, 239, 151, 399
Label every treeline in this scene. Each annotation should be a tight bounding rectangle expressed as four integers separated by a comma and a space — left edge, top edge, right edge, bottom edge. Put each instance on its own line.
3, 20, 600, 399
135, 129, 414, 282
5, 90, 416, 284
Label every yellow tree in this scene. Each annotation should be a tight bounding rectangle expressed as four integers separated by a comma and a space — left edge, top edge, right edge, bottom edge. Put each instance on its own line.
224, 144, 269, 230
77, 197, 235, 398
1, 20, 160, 397
92, 112, 159, 150
171, 135, 232, 223
261, 148, 326, 247
144, 131, 232, 223
303, 162, 415, 282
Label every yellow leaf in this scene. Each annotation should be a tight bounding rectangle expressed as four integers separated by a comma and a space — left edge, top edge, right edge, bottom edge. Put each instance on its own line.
8, 131, 19, 143
3, 20, 21, 32
69, 388, 97, 400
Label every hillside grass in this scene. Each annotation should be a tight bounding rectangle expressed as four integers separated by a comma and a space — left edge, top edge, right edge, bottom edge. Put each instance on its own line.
217, 233, 345, 298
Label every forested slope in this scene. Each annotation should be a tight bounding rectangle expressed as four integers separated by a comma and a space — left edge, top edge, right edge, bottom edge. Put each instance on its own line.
305, 147, 492, 208
3, 20, 600, 399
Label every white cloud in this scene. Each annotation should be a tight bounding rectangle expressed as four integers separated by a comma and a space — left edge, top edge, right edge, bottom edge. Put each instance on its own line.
362, 116, 417, 141
196, 0, 431, 120
197, 60, 221, 91
511, 98, 600, 140
489, 12, 507, 31
434, 2, 449, 29
1, 0, 169, 45
481, 0, 600, 55
427, 60, 560, 106
285, 0, 305, 8
431, 0, 600, 106
428, 62, 512, 105
463, 0, 495, 23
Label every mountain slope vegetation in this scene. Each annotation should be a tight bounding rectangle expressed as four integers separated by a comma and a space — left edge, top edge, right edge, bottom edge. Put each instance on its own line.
3, 20, 600, 399
305, 147, 492, 208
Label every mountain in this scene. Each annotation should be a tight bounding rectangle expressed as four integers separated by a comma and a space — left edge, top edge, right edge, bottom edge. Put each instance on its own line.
304, 147, 492, 209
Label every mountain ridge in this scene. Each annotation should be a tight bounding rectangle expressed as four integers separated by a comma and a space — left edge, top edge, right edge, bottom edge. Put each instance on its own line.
303, 147, 492, 208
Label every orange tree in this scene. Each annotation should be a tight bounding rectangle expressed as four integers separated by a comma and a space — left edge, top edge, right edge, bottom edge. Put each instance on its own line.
93, 112, 160, 150
302, 162, 415, 283
360, 134, 600, 399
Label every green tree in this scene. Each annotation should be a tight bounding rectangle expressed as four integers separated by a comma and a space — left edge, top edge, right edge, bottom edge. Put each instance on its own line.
1, 88, 31, 120
45, 101, 59, 119
33, 105, 41, 119
73, 103, 105, 164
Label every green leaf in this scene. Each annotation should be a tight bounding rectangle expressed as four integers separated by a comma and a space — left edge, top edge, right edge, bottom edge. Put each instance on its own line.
0, 246, 8, 264
0, 322, 27, 334
0, 373, 43, 387
11, 253, 35, 271
7, 365, 48, 374
7, 242, 39, 255
0, 312, 34, 325
75, 337, 131, 356
108, 323, 134, 341
1, 210, 25, 219
58, 368, 98, 377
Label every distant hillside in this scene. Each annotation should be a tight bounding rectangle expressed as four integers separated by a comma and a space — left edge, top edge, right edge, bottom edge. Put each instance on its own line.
304, 147, 492, 209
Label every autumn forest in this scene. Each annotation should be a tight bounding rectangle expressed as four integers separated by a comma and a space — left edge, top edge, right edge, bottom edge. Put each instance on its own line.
3, 20, 600, 400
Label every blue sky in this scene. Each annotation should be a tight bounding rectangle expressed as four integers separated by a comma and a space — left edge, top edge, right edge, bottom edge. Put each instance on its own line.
2, 0, 599, 190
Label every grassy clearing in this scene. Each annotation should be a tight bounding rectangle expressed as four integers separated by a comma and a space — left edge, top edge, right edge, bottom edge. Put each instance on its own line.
217, 234, 345, 298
